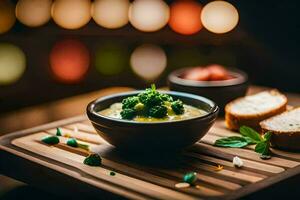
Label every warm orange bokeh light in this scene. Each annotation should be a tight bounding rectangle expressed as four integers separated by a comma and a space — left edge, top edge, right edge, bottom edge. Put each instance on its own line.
169, 0, 202, 35
0, 0, 16, 34
50, 39, 90, 84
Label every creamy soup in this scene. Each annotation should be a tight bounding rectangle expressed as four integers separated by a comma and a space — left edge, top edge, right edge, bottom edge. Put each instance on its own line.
100, 103, 207, 122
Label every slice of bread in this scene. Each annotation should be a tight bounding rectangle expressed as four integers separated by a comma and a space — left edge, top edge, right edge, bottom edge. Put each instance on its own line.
225, 90, 287, 131
260, 107, 300, 151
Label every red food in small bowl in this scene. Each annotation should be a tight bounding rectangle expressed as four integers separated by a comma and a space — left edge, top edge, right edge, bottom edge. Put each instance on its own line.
168, 66, 249, 115
182, 64, 235, 82
183, 67, 210, 81
207, 64, 229, 81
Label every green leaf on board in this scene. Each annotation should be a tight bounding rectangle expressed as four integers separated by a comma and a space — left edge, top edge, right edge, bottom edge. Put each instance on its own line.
239, 126, 263, 143
214, 136, 250, 148
255, 132, 272, 156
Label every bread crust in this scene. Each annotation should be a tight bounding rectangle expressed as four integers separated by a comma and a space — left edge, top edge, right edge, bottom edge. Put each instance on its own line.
225, 90, 287, 131
261, 128, 300, 151
260, 107, 300, 151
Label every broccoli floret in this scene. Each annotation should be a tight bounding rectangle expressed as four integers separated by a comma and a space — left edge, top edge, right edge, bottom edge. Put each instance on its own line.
138, 85, 163, 107
122, 96, 139, 109
171, 100, 184, 115
149, 105, 167, 118
120, 108, 136, 119
120, 84, 185, 120
160, 93, 173, 102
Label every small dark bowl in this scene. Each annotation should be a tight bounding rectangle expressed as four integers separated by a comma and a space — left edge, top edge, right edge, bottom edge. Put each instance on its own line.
87, 91, 219, 152
168, 67, 249, 114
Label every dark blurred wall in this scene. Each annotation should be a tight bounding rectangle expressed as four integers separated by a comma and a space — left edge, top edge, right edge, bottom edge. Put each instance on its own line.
235, 0, 300, 92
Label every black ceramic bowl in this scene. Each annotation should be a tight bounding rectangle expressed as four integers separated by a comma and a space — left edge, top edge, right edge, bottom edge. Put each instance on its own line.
87, 91, 219, 152
168, 67, 249, 114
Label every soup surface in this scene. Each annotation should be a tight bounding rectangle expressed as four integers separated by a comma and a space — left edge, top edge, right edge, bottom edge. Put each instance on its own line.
100, 103, 207, 122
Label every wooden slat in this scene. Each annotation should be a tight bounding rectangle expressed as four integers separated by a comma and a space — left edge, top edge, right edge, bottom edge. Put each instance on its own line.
46, 128, 107, 145
193, 143, 300, 168
64, 123, 97, 135
184, 152, 284, 174
186, 159, 264, 183
99, 158, 223, 197
57, 136, 232, 196
55, 131, 268, 184
57, 143, 224, 197
65, 139, 251, 188
12, 133, 200, 200
157, 168, 242, 191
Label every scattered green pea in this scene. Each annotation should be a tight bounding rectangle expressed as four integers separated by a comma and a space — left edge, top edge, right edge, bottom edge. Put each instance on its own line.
109, 171, 116, 176
56, 127, 62, 136
83, 153, 102, 166
183, 172, 198, 185
42, 135, 59, 145
66, 138, 89, 151
66, 138, 78, 147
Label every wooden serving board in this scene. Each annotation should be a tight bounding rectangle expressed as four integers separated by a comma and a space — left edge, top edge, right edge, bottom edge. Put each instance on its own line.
1, 116, 300, 200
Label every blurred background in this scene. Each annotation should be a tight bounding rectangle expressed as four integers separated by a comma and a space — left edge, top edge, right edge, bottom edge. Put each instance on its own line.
0, 0, 299, 113
0, 1, 300, 199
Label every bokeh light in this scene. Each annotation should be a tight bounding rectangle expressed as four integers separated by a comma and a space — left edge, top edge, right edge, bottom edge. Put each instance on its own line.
130, 44, 167, 81
95, 43, 129, 76
169, 0, 202, 35
201, 1, 239, 34
0, 0, 16, 34
129, 0, 170, 32
49, 39, 90, 83
0, 43, 26, 85
51, 0, 91, 29
92, 0, 129, 29
16, 0, 52, 27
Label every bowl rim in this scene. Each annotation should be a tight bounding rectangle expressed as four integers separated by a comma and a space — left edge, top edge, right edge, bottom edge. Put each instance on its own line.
168, 67, 248, 87
87, 90, 219, 125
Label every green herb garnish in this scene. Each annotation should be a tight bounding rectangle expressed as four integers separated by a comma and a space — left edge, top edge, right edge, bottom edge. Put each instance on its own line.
83, 153, 102, 166
109, 171, 116, 176
214, 126, 272, 158
239, 126, 263, 143
214, 136, 251, 148
56, 127, 62, 136
42, 135, 59, 145
255, 132, 272, 156
66, 138, 89, 151
183, 172, 198, 185
120, 84, 185, 120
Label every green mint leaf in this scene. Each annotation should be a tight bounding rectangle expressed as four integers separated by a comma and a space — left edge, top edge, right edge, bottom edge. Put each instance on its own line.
239, 126, 263, 143
214, 136, 249, 148
263, 131, 272, 141
255, 132, 272, 156
244, 137, 257, 145
254, 141, 267, 154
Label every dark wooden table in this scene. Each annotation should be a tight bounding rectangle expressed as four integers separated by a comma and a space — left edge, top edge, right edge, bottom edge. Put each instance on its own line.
0, 86, 299, 199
